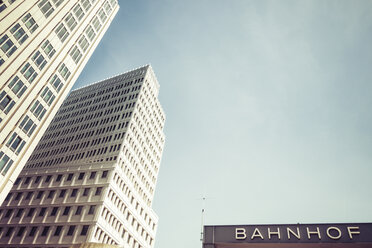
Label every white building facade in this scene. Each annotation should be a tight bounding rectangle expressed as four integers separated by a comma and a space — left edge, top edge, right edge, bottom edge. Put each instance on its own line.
0, 0, 119, 204
0, 65, 166, 248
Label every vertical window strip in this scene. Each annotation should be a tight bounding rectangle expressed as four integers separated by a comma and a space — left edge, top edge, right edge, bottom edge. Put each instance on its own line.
65, 13, 77, 31
49, 74, 64, 92
19, 115, 37, 136
8, 76, 27, 98
58, 63, 71, 80
0, 152, 14, 176
78, 35, 89, 52
73, 4, 84, 21
38, 0, 55, 18
0, 34, 17, 57
55, 23, 69, 42
22, 13, 39, 34
70, 45, 82, 64
10, 23, 28, 45
41, 40, 56, 58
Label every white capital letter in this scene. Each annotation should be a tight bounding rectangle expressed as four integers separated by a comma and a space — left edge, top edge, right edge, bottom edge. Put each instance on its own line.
251, 228, 264, 240
268, 227, 281, 240
287, 227, 301, 240
307, 227, 321, 240
347, 226, 360, 239
326, 227, 342, 240
235, 228, 247, 240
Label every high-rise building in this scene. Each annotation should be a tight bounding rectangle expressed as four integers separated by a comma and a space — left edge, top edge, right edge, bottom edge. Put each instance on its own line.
0, 65, 166, 248
0, 0, 119, 204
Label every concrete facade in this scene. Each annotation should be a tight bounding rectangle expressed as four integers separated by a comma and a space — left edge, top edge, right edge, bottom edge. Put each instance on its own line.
0, 0, 119, 204
0, 65, 166, 248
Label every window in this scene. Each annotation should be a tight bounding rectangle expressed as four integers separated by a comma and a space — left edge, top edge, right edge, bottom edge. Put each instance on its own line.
56, 174, 63, 181
5, 209, 13, 218
22, 13, 38, 33
24, 177, 31, 184
41, 226, 50, 236
29, 227, 37, 237
92, 17, 101, 32
78, 172, 85, 180
63, 206, 70, 215
0, 91, 14, 111
104, 1, 112, 15
88, 205, 95, 215
17, 226, 26, 237
49, 74, 63, 92
51, 0, 64, 7
19, 115, 37, 136
6, 132, 26, 154
41, 87, 55, 105
5, 192, 12, 201
85, 25, 96, 41
95, 187, 102, 196
36, 191, 44, 199
73, 4, 84, 20
65, 13, 77, 31
89, 171, 96, 179
50, 207, 58, 216
15, 192, 22, 200
102, 170, 108, 178
81, 225, 89, 235
38, 207, 46, 216
82, 0, 91, 11
70, 188, 78, 197
54, 225, 62, 236
58, 63, 71, 80
0, 4, 6, 13
0, 152, 14, 176
67, 173, 73, 181
47, 190, 55, 198
45, 175, 52, 182
82, 188, 90, 196
59, 189, 66, 198
31, 50, 47, 70
30, 100, 46, 120
75, 206, 83, 215
1, 95, 15, 114
38, 0, 54, 18
98, 9, 107, 23
78, 35, 89, 52
0, 34, 17, 57
16, 208, 24, 217
110, 0, 117, 7
20, 62, 38, 83
27, 208, 35, 217
41, 40, 56, 58
10, 23, 28, 44
67, 225, 75, 236
34, 176, 41, 184
8, 76, 27, 98
5, 227, 14, 237
70, 45, 82, 64
55, 23, 69, 42
25, 192, 32, 200
14, 178, 21, 185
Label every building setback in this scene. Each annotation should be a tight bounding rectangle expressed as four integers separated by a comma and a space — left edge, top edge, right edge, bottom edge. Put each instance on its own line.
0, 0, 119, 204
0, 65, 166, 247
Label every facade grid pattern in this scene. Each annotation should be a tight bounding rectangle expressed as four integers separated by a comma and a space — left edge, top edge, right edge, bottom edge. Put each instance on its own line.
0, 65, 166, 248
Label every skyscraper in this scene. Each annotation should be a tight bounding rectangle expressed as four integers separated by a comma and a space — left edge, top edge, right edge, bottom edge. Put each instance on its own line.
0, 65, 166, 248
0, 0, 119, 204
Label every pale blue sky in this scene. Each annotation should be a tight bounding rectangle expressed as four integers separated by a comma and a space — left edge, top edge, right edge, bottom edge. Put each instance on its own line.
75, 1, 372, 247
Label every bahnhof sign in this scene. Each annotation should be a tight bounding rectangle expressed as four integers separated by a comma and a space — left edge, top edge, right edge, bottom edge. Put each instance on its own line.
203, 223, 372, 248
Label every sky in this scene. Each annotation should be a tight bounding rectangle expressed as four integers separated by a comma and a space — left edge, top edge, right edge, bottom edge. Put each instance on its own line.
74, 1, 372, 247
